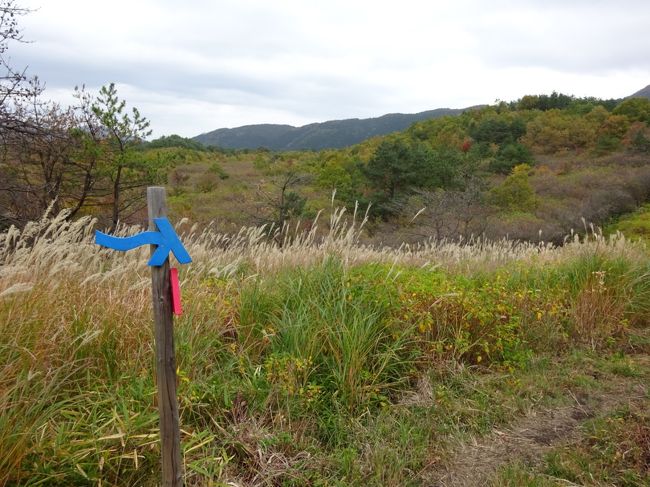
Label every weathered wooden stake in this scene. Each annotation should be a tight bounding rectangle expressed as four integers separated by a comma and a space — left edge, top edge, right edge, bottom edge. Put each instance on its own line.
147, 186, 184, 487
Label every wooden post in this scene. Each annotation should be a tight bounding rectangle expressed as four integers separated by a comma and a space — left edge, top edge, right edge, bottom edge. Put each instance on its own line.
147, 187, 184, 487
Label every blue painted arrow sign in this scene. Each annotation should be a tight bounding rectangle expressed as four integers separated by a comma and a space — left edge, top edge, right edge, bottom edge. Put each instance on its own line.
95, 217, 192, 266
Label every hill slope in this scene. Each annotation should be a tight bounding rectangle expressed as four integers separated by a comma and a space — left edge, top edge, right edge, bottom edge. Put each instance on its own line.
629, 84, 650, 99
193, 108, 465, 150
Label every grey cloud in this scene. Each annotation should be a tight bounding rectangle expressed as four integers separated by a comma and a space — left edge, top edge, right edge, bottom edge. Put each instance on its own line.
15, 38, 393, 126
471, 3, 650, 73
11, 0, 650, 137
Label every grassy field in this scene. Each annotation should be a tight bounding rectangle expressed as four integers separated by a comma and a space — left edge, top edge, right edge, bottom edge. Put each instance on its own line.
608, 204, 650, 244
0, 210, 649, 486
147, 145, 650, 248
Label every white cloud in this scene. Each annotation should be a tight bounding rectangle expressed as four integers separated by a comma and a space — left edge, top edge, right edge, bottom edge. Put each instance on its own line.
10, 0, 650, 137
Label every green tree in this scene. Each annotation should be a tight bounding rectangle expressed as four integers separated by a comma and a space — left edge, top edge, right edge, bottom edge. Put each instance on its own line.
408, 115, 468, 148
469, 115, 526, 145
315, 151, 364, 206
489, 142, 533, 174
516, 92, 573, 111
489, 164, 536, 212
425, 147, 462, 188
364, 138, 420, 201
91, 83, 152, 230
145, 134, 206, 151
363, 138, 461, 218
613, 97, 650, 123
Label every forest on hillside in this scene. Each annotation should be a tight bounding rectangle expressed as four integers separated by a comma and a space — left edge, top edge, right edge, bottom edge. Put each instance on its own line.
130, 93, 650, 244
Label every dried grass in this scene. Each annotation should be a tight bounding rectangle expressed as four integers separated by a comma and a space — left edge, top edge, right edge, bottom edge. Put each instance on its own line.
1, 208, 644, 290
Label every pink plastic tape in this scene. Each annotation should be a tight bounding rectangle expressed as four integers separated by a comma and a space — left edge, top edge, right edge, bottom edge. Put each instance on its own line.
170, 268, 182, 316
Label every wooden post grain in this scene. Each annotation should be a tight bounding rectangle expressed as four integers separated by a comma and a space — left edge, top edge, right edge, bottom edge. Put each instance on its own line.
147, 187, 183, 487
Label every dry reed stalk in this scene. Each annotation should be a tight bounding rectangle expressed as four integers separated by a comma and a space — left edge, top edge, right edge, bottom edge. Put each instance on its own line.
1, 210, 645, 292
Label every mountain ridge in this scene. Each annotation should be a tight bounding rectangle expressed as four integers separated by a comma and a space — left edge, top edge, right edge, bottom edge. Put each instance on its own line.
193, 107, 467, 150
193, 85, 649, 151
629, 84, 650, 99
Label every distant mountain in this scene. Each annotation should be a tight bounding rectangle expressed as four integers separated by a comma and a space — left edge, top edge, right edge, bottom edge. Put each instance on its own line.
193, 108, 466, 150
628, 84, 650, 99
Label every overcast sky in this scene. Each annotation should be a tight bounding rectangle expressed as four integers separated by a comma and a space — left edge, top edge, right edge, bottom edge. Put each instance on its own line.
10, 0, 650, 138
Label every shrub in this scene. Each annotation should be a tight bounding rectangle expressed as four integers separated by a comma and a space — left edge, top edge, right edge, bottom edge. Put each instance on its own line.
489, 164, 537, 212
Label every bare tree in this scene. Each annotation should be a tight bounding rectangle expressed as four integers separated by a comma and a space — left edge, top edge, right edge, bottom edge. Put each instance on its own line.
0, 4, 161, 229
252, 171, 308, 244
0, 91, 104, 225
405, 178, 494, 241
0, 0, 42, 138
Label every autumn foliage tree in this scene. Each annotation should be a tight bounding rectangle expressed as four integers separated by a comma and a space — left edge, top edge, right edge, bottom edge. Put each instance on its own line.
489, 164, 537, 213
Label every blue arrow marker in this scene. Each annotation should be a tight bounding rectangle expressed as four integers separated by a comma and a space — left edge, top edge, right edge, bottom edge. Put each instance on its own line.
95, 217, 192, 267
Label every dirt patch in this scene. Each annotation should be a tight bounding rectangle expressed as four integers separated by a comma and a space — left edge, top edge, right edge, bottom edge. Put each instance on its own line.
422, 370, 648, 486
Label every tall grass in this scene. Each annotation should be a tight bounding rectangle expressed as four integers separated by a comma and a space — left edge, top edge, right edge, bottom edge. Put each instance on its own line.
0, 210, 648, 484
